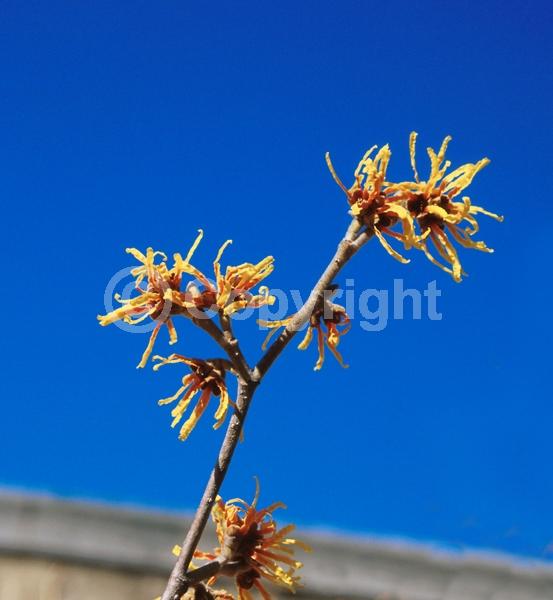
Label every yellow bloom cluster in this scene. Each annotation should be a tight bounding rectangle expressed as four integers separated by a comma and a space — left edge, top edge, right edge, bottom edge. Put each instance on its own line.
260, 300, 350, 371
96, 246, 187, 368
327, 132, 503, 281
153, 354, 232, 441
174, 482, 310, 600
97, 230, 275, 367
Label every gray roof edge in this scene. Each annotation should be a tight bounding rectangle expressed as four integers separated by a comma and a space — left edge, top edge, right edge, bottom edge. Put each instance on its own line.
1, 488, 553, 600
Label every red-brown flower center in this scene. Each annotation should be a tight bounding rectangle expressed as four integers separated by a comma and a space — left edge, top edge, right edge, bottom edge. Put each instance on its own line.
191, 362, 225, 396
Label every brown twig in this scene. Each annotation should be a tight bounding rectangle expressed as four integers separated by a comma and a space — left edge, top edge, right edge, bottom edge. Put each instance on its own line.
161, 217, 371, 599
191, 314, 251, 382
183, 559, 226, 585
161, 378, 257, 600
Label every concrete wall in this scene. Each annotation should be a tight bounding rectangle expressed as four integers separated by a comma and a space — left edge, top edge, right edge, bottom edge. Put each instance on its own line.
0, 556, 164, 600
1, 491, 553, 600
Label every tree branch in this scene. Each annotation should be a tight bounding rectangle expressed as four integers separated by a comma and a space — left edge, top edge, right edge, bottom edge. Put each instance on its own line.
161, 378, 258, 600
161, 218, 372, 600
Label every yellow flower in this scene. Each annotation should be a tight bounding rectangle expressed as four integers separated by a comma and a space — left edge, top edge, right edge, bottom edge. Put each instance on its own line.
153, 354, 232, 441
98, 231, 275, 367
391, 132, 504, 282
167, 230, 275, 316
175, 481, 310, 600
260, 300, 351, 371
97, 243, 199, 368
326, 145, 417, 264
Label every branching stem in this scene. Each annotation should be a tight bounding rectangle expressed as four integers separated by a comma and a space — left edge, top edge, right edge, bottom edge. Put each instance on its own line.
161, 218, 372, 600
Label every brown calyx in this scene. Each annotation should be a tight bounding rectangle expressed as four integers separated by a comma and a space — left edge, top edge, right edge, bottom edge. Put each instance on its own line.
220, 522, 263, 576
236, 569, 261, 590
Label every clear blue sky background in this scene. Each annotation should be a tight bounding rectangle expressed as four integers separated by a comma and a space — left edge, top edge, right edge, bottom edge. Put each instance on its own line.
1, 1, 552, 560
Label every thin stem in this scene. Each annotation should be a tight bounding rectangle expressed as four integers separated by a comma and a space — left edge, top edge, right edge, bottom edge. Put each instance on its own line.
161, 379, 258, 600
218, 312, 250, 378
184, 559, 225, 585
191, 314, 251, 382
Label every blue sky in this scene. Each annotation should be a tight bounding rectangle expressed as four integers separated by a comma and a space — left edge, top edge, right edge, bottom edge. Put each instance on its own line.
1, 1, 552, 560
